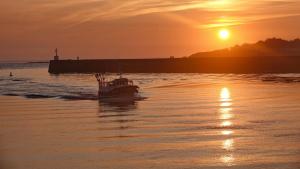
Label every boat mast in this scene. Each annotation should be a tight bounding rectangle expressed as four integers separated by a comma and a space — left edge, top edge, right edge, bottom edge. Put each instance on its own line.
95, 73, 106, 96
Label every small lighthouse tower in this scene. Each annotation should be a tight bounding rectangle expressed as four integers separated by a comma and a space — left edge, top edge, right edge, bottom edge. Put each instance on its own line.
54, 48, 59, 60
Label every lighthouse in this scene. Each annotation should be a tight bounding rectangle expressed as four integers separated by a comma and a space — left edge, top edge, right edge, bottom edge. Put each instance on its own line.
54, 48, 59, 60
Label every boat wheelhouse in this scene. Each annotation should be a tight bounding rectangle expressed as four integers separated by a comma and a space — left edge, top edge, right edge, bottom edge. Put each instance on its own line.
95, 74, 139, 98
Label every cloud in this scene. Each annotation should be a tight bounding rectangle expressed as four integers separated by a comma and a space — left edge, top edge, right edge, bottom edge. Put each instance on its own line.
1, 0, 300, 29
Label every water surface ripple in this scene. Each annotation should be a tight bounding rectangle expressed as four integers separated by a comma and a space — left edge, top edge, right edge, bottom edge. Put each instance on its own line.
0, 64, 299, 169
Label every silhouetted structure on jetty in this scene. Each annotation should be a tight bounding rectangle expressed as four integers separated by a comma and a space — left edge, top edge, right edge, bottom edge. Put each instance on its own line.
48, 56, 300, 74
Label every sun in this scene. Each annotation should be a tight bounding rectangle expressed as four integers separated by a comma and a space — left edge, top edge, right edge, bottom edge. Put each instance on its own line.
218, 29, 230, 40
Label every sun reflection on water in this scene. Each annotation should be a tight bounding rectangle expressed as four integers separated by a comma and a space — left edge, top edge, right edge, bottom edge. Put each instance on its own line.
222, 139, 234, 150
220, 87, 231, 101
219, 87, 235, 166
220, 120, 232, 127
221, 130, 234, 135
219, 107, 232, 113
221, 154, 235, 166
220, 113, 233, 120
220, 102, 232, 107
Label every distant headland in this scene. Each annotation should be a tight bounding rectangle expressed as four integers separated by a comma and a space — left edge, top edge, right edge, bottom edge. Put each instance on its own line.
190, 38, 300, 58
49, 38, 300, 74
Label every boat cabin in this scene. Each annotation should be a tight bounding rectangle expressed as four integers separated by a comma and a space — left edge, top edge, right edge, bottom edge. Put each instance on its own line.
109, 78, 133, 86
95, 73, 139, 98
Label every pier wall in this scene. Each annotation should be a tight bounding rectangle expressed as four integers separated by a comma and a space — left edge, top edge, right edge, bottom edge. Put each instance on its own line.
48, 57, 300, 74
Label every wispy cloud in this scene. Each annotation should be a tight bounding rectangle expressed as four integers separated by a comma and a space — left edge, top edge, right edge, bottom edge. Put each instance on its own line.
1, 0, 300, 28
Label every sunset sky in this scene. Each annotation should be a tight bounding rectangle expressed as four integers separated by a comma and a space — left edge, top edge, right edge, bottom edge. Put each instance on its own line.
1, 0, 300, 61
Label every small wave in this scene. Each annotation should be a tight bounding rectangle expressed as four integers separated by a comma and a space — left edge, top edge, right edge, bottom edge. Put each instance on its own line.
249, 120, 277, 124
60, 94, 98, 100
98, 113, 136, 118
110, 119, 139, 123
2, 92, 99, 101
3, 93, 19, 96
12, 79, 26, 82
151, 83, 189, 88
98, 134, 149, 139
25, 94, 55, 99
273, 133, 300, 137
261, 76, 300, 83
0, 77, 29, 82
197, 125, 250, 130
173, 125, 250, 133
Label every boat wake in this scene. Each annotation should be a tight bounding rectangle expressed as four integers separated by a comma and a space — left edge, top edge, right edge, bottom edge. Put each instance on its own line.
0, 77, 99, 100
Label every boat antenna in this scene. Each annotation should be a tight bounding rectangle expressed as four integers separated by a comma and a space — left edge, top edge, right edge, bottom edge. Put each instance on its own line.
117, 61, 122, 78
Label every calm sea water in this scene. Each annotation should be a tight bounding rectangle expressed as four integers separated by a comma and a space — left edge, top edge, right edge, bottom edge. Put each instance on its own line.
0, 63, 299, 169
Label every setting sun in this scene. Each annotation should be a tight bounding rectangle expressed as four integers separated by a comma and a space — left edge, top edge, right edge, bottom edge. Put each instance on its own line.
218, 29, 230, 40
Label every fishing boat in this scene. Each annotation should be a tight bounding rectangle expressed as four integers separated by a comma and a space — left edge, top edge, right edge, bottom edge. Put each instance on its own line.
95, 73, 139, 99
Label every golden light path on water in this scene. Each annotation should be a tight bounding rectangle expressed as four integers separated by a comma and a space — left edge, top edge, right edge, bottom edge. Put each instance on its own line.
219, 87, 235, 166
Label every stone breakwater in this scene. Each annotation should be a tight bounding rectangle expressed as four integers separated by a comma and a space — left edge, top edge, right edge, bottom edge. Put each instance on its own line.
48, 57, 300, 74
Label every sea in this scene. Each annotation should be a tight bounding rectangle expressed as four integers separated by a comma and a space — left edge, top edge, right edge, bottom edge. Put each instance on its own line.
0, 63, 299, 169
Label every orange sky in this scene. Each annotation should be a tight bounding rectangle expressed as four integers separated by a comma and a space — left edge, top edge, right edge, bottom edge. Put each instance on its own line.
0, 0, 300, 61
